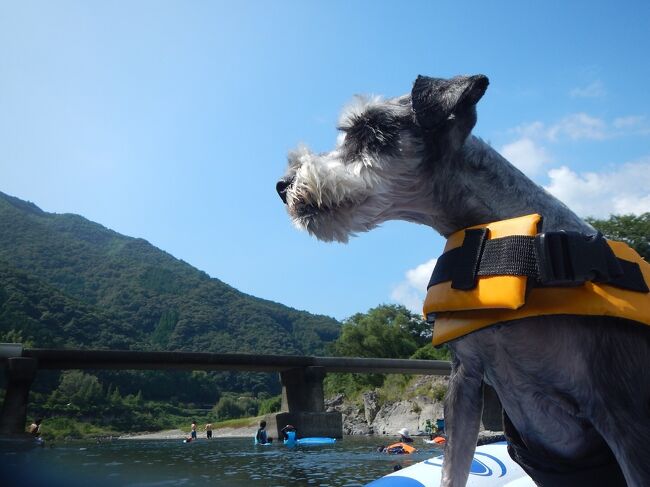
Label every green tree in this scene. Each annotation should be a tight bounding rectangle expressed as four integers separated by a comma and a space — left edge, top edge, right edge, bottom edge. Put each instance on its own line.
151, 309, 179, 348
52, 370, 104, 408
212, 396, 245, 420
333, 304, 427, 359
410, 343, 451, 361
107, 385, 122, 404
586, 213, 650, 260
325, 305, 436, 397
258, 395, 282, 415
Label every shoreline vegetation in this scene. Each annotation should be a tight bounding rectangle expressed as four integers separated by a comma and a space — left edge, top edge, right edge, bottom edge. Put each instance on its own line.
27, 415, 262, 442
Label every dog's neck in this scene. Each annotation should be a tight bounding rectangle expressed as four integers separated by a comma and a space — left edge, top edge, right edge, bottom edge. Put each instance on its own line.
429, 136, 592, 238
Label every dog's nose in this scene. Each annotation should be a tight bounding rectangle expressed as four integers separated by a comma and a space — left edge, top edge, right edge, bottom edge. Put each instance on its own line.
276, 176, 294, 204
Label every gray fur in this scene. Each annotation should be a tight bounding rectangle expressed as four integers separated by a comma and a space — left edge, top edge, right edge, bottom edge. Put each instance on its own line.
277, 74, 650, 486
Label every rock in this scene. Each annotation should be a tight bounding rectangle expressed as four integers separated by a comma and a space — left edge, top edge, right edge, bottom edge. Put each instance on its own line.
338, 402, 372, 435
371, 400, 421, 436
325, 393, 345, 408
362, 390, 380, 424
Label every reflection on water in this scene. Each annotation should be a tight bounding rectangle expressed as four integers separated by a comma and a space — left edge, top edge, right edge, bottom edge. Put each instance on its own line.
1, 436, 441, 487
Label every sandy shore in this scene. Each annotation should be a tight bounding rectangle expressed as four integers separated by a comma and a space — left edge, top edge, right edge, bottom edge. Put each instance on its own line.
119, 425, 257, 440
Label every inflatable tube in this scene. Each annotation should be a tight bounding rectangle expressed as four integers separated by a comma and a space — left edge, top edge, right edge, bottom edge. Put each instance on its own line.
296, 437, 336, 446
366, 442, 535, 487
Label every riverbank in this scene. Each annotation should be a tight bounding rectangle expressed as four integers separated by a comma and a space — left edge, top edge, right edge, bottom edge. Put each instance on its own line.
119, 424, 258, 440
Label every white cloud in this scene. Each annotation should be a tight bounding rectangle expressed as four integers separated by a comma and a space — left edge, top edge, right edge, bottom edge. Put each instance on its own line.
509, 113, 649, 144
500, 137, 552, 175
500, 112, 650, 184
570, 80, 606, 98
544, 158, 650, 218
390, 258, 437, 314
612, 115, 650, 135
547, 113, 607, 141
613, 115, 645, 129
509, 120, 547, 139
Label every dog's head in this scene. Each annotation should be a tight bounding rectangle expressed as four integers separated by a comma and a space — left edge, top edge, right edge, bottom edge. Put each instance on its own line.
277, 74, 489, 242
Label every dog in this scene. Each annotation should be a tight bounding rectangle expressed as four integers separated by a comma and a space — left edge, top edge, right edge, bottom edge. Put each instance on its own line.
276, 74, 650, 487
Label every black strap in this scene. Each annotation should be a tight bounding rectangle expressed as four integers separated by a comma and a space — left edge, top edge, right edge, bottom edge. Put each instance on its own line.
450, 228, 488, 290
428, 230, 648, 293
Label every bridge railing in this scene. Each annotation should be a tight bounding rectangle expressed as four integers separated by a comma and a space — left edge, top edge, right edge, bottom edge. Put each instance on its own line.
6, 348, 453, 375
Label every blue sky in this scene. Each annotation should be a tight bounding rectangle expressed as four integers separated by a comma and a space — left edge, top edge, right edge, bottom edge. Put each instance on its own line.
1, 1, 649, 320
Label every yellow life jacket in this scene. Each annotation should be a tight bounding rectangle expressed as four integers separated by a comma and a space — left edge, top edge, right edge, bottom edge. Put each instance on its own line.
423, 214, 650, 346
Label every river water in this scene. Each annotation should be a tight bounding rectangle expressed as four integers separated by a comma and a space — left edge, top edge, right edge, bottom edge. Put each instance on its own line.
2, 436, 442, 487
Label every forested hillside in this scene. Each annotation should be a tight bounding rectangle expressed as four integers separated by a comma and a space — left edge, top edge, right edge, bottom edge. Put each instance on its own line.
0, 191, 340, 403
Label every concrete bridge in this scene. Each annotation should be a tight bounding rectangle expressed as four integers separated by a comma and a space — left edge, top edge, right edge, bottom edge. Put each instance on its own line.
0, 344, 502, 438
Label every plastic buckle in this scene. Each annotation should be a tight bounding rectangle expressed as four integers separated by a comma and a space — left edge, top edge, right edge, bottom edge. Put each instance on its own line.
534, 231, 623, 286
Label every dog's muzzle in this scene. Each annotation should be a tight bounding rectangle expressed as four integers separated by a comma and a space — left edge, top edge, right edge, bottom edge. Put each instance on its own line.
276, 176, 294, 205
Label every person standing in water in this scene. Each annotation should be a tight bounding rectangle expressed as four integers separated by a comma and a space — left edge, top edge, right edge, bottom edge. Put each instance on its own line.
204, 422, 213, 439
256, 420, 272, 444
190, 421, 197, 440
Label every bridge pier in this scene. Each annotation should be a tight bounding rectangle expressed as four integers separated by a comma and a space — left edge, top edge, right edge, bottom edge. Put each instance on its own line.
269, 366, 342, 439
0, 357, 38, 436
280, 366, 326, 412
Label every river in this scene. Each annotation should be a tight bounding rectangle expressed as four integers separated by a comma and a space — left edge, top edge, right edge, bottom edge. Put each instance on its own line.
2, 436, 443, 487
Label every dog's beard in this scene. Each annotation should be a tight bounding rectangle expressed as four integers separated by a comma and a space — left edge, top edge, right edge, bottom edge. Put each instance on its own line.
288, 194, 381, 243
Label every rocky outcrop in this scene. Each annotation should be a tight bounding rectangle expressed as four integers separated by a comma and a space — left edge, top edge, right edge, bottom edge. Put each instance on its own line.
327, 375, 450, 436
371, 395, 444, 436
362, 391, 380, 425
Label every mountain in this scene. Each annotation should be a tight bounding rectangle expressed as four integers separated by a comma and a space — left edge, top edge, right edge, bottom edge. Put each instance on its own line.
0, 259, 138, 350
0, 191, 341, 401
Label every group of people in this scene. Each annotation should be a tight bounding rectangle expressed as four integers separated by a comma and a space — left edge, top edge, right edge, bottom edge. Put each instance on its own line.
184, 421, 213, 443
187, 419, 442, 452
255, 420, 296, 445
185, 419, 295, 444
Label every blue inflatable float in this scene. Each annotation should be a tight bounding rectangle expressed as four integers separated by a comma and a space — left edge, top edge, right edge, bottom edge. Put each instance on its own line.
283, 431, 336, 447
296, 437, 336, 446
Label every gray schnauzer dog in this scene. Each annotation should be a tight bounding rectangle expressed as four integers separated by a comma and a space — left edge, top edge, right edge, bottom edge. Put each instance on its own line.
276, 75, 650, 487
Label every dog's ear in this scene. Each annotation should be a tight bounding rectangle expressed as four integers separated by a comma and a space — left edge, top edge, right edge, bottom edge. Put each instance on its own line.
411, 75, 489, 130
